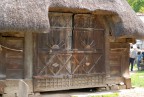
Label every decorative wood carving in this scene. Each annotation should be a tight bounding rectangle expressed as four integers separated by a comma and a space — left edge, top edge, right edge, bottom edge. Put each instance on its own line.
33, 13, 106, 91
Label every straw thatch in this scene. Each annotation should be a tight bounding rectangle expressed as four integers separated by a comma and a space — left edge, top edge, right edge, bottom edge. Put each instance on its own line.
0, 0, 144, 38
0, 0, 49, 33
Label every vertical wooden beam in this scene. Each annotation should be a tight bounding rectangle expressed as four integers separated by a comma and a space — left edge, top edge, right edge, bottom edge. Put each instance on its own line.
101, 16, 111, 77
24, 32, 33, 79
66, 29, 72, 73
105, 26, 111, 77
121, 43, 130, 77
0, 50, 6, 79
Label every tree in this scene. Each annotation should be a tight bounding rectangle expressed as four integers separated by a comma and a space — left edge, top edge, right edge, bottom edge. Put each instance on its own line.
127, 0, 144, 13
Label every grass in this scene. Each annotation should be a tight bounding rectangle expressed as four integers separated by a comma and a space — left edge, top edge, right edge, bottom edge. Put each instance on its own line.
131, 70, 144, 87
130, 64, 144, 87
89, 93, 119, 97
71, 93, 119, 97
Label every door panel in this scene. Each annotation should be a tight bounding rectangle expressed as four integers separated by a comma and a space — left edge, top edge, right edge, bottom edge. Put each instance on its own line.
74, 14, 104, 29
0, 37, 24, 79
33, 13, 106, 92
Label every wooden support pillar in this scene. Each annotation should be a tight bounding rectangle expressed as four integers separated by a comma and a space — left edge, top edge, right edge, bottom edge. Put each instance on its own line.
124, 77, 131, 89
105, 29, 110, 77
24, 32, 33, 79
102, 16, 111, 77
121, 46, 130, 78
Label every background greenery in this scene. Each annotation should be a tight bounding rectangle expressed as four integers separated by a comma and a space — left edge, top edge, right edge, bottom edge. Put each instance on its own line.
131, 70, 144, 87
127, 0, 144, 13
130, 64, 144, 87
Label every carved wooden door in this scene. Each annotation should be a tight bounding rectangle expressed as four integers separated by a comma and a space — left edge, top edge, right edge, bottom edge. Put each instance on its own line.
33, 13, 106, 92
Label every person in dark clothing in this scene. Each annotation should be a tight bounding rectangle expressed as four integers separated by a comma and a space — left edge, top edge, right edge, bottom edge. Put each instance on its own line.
137, 52, 143, 71
142, 52, 144, 60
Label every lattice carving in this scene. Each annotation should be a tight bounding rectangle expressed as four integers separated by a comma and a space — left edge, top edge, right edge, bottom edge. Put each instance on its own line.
34, 74, 106, 92
34, 13, 105, 92
36, 53, 104, 77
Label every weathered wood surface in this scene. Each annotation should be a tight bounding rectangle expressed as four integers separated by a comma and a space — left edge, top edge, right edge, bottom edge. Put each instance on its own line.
0, 12, 131, 92
33, 12, 106, 92
0, 81, 6, 94
0, 33, 24, 79
110, 42, 129, 77
24, 32, 33, 79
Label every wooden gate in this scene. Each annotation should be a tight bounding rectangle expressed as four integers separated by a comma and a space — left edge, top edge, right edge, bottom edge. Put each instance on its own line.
33, 13, 106, 92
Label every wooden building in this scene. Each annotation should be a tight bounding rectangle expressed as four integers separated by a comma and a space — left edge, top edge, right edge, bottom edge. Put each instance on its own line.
0, 0, 144, 97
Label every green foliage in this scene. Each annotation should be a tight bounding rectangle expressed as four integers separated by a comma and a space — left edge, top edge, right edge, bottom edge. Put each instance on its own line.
127, 0, 144, 13
139, 7, 144, 13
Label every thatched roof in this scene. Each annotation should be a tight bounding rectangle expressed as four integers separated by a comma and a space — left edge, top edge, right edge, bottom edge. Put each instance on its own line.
0, 0, 49, 33
0, 0, 144, 39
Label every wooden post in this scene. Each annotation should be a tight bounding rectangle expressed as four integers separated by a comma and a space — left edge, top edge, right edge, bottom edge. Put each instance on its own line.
66, 29, 72, 73
101, 16, 111, 77
124, 77, 131, 89
24, 32, 33, 79
105, 28, 110, 77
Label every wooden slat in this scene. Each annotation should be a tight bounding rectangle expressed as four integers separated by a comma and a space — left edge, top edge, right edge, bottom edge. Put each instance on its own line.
109, 42, 129, 77
0, 36, 24, 79
33, 13, 106, 92
6, 69, 23, 79
110, 66, 121, 76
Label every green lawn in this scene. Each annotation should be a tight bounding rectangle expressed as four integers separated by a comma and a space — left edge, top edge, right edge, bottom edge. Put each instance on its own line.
72, 93, 119, 97
131, 70, 144, 87
88, 93, 119, 97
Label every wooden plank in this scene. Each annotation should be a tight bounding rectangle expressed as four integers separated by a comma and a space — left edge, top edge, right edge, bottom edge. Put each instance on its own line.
121, 44, 130, 77
24, 32, 33, 79
115, 38, 136, 43
74, 14, 104, 29
33, 13, 106, 92
101, 16, 111, 77
34, 73, 106, 92
0, 36, 24, 79
110, 42, 129, 77
49, 12, 72, 27
110, 42, 128, 48
110, 66, 121, 76
6, 69, 23, 79
0, 50, 6, 79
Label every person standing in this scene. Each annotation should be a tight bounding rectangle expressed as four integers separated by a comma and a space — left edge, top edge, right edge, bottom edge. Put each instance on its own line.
137, 52, 143, 71
129, 46, 137, 71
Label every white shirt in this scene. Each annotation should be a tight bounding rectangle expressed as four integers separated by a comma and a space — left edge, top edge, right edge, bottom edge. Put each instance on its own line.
130, 48, 137, 59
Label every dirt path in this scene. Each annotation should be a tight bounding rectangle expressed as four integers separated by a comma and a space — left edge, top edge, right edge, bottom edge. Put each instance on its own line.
40, 87, 144, 97
119, 87, 144, 97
